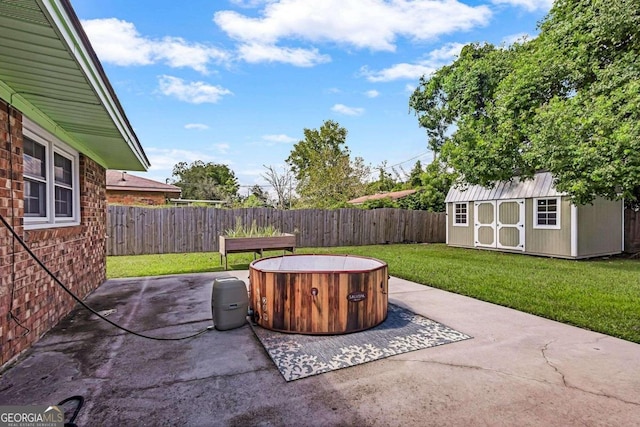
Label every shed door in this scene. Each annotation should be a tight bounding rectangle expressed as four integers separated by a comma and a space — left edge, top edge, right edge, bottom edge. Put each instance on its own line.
497, 199, 525, 251
474, 201, 496, 248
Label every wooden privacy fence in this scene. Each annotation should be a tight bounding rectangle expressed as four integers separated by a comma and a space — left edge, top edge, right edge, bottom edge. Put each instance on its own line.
106, 206, 446, 256
625, 209, 640, 254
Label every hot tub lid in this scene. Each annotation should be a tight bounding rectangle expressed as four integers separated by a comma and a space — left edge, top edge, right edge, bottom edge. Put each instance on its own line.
250, 254, 386, 273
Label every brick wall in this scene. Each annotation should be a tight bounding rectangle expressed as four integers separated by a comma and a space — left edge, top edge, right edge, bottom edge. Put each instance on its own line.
106, 190, 171, 206
0, 99, 107, 367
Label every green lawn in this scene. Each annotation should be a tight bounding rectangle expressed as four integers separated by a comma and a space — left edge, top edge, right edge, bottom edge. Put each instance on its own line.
107, 244, 640, 343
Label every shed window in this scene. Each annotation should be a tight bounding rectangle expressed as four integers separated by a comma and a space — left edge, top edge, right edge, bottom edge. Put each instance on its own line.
454, 202, 468, 226
23, 122, 80, 229
534, 198, 560, 229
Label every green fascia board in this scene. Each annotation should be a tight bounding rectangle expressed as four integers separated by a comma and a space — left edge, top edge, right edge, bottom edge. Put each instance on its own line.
0, 81, 109, 168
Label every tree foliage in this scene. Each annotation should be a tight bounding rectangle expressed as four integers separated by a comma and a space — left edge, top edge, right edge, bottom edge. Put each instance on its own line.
239, 185, 270, 208
286, 120, 347, 182
410, 0, 640, 206
366, 161, 398, 194
408, 160, 423, 188
171, 161, 239, 201
286, 120, 370, 208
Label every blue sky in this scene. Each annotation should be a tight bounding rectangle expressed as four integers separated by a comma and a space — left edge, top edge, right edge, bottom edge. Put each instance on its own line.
71, 0, 552, 190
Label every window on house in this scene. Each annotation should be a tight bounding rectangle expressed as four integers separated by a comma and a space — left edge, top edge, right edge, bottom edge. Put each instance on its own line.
23, 138, 47, 217
534, 197, 560, 229
23, 122, 80, 229
454, 202, 468, 226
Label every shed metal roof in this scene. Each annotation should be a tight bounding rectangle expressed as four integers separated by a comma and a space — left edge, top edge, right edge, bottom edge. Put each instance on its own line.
0, 0, 149, 171
445, 172, 566, 203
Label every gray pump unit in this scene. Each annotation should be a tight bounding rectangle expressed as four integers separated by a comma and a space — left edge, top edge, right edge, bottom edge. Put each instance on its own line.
211, 277, 249, 330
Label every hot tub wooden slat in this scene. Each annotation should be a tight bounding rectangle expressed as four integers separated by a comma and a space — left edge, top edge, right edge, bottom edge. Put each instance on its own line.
337, 273, 349, 333
272, 273, 284, 330
346, 274, 359, 332
320, 274, 330, 332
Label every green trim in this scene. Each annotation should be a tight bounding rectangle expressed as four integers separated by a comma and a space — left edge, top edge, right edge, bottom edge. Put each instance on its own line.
1, 82, 109, 168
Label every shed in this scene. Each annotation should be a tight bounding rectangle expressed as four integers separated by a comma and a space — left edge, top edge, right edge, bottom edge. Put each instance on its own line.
444, 172, 624, 259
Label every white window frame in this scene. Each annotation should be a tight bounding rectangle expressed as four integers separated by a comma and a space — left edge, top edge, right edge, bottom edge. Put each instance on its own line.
23, 119, 81, 229
533, 197, 561, 230
453, 202, 469, 227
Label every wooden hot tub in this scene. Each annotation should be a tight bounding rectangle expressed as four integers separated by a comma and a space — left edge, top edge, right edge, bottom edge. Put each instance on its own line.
249, 254, 388, 334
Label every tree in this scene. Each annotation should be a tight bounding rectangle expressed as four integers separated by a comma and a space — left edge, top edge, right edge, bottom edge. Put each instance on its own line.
262, 165, 293, 209
366, 161, 397, 194
286, 120, 347, 182
286, 120, 370, 208
410, 0, 640, 206
239, 185, 270, 208
397, 160, 456, 212
408, 160, 423, 188
409, 42, 520, 183
171, 161, 239, 201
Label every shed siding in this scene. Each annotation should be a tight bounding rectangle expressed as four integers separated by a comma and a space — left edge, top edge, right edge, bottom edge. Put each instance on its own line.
499, 201, 520, 225
577, 198, 623, 257
525, 197, 572, 257
499, 227, 519, 247
447, 203, 474, 247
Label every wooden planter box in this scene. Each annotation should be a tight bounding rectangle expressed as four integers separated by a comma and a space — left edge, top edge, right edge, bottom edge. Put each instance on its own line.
219, 234, 296, 270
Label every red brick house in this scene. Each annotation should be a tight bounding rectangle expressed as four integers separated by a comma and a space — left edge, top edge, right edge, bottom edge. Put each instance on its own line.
0, 0, 149, 367
106, 171, 181, 205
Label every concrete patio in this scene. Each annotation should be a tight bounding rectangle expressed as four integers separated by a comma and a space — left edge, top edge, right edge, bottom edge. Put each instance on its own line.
0, 271, 639, 426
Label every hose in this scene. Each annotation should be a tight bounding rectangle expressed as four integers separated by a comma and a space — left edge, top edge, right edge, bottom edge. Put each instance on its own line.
0, 212, 212, 341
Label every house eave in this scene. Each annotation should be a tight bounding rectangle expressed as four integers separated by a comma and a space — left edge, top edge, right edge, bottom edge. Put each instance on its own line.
0, 0, 149, 171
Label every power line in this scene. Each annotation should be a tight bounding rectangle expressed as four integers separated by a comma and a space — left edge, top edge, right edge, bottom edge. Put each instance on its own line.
382, 151, 431, 170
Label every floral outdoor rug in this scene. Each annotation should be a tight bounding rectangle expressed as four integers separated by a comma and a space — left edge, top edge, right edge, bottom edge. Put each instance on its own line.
250, 303, 472, 382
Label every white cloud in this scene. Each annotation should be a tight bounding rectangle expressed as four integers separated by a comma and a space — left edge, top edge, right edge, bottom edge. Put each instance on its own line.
145, 147, 224, 172
332, 104, 364, 116
502, 32, 535, 46
158, 75, 233, 104
361, 42, 465, 82
214, 143, 230, 153
238, 43, 330, 67
364, 90, 380, 98
81, 18, 229, 73
185, 123, 209, 130
491, 0, 553, 12
214, 1, 491, 58
428, 42, 466, 61
362, 63, 435, 82
238, 168, 266, 177
262, 134, 297, 143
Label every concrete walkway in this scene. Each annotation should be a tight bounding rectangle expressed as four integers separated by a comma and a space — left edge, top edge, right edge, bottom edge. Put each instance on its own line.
0, 272, 638, 426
